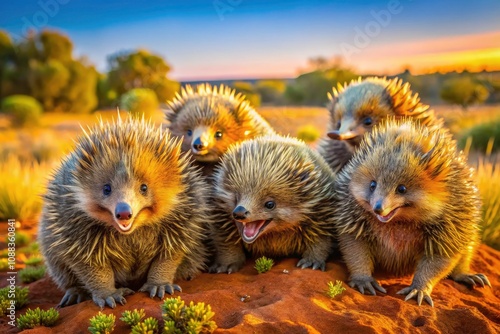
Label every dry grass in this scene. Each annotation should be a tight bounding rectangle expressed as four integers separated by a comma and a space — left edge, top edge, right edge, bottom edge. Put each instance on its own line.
475, 157, 500, 249
0, 155, 54, 222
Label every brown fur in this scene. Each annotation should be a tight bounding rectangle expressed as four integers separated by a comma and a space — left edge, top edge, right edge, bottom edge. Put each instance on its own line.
210, 135, 337, 273
165, 84, 275, 177
38, 116, 211, 309
334, 118, 489, 306
318, 77, 443, 173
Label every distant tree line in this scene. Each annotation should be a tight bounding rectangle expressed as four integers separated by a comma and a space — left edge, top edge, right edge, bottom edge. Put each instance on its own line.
0, 29, 499, 123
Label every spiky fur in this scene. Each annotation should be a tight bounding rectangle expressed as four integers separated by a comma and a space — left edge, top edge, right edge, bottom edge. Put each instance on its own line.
165, 83, 275, 177
210, 135, 337, 273
318, 77, 443, 173
38, 116, 211, 308
334, 118, 488, 305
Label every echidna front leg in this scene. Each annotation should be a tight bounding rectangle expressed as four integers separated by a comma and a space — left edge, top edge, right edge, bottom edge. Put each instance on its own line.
72, 264, 134, 309
139, 254, 184, 299
339, 233, 386, 295
297, 236, 332, 271
397, 255, 458, 307
209, 241, 246, 274
448, 241, 491, 288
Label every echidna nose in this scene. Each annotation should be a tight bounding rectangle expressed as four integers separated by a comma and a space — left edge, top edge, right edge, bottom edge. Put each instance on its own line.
115, 202, 133, 220
373, 200, 383, 214
232, 206, 250, 220
327, 131, 341, 140
192, 137, 205, 151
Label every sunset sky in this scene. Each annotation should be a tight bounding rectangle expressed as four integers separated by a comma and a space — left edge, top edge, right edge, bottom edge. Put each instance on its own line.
1, 0, 499, 80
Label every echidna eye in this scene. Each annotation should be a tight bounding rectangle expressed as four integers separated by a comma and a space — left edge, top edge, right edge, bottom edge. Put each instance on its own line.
363, 117, 373, 126
396, 185, 407, 194
140, 184, 148, 195
187, 129, 192, 136
215, 131, 223, 139
264, 201, 276, 210
103, 184, 112, 196
369, 181, 377, 192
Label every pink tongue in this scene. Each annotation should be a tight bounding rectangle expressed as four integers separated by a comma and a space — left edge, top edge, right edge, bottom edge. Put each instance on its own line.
243, 220, 265, 238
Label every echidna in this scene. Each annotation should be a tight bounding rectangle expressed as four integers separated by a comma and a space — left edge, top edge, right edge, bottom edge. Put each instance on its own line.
38, 115, 211, 309
210, 135, 337, 273
334, 118, 490, 306
165, 84, 275, 177
317, 76, 443, 173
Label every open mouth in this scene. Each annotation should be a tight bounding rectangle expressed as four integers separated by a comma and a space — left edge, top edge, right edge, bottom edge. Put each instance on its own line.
191, 149, 209, 156
236, 219, 272, 244
114, 220, 134, 234
375, 208, 399, 223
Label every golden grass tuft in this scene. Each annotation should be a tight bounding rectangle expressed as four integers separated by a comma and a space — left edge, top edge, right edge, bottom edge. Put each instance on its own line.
0, 155, 54, 222
475, 158, 500, 249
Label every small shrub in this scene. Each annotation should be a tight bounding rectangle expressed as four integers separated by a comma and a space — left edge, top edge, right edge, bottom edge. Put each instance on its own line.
120, 88, 159, 119
120, 308, 146, 327
326, 280, 346, 298
17, 307, 59, 330
19, 265, 46, 283
0, 286, 29, 315
19, 241, 40, 255
475, 159, 500, 250
459, 120, 500, 154
254, 256, 274, 274
297, 124, 321, 143
88, 312, 116, 334
5, 231, 31, 247
0, 95, 43, 127
24, 256, 44, 266
131, 317, 158, 334
162, 296, 216, 334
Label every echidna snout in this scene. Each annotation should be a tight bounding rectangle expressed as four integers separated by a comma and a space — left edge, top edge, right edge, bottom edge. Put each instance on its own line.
115, 202, 133, 220
232, 205, 250, 220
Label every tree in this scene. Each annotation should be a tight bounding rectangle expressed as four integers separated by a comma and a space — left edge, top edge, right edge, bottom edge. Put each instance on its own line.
255, 80, 286, 105
231, 81, 261, 108
0, 30, 98, 113
107, 49, 179, 104
440, 76, 490, 110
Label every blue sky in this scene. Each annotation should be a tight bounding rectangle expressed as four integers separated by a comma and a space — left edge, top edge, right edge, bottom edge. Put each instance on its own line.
1, 0, 499, 80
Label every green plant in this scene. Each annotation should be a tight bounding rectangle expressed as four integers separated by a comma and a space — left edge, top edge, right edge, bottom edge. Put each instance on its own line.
120, 309, 146, 327
297, 125, 321, 143
88, 312, 116, 334
475, 159, 500, 250
131, 317, 158, 334
19, 241, 40, 255
254, 256, 274, 274
120, 88, 159, 118
19, 265, 46, 283
459, 120, 500, 154
5, 231, 31, 247
440, 76, 489, 110
0, 286, 29, 316
326, 280, 346, 298
17, 307, 59, 330
1, 95, 43, 127
161, 297, 216, 334
24, 256, 44, 266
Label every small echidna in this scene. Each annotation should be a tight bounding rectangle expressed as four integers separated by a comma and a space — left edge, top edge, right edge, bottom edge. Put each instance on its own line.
334, 118, 490, 306
38, 115, 211, 309
317, 77, 443, 173
210, 135, 337, 273
165, 84, 275, 177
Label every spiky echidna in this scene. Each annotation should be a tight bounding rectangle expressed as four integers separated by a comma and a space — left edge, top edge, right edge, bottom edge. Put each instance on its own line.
334, 118, 490, 306
38, 116, 211, 309
210, 135, 337, 273
317, 77, 443, 173
165, 84, 275, 177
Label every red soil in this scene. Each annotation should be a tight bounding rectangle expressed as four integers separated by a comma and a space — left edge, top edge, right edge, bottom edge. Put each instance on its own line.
1, 244, 499, 333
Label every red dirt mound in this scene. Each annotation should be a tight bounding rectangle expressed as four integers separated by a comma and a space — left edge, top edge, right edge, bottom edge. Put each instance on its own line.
1, 244, 499, 333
